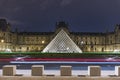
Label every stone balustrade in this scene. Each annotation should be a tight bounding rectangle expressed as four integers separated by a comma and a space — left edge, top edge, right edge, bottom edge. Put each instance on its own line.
31, 65, 44, 76
1, 65, 120, 80
3, 65, 16, 76
60, 65, 72, 76
88, 66, 101, 76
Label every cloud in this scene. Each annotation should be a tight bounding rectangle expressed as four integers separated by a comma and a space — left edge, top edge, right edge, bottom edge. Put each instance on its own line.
0, 0, 23, 17
60, 0, 73, 7
39, 0, 55, 10
0, 17, 23, 25
8, 19, 22, 25
0, 0, 120, 32
0, 0, 4, 6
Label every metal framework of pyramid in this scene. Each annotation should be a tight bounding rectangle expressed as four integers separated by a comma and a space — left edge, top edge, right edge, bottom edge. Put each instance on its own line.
42, 29, 82, 53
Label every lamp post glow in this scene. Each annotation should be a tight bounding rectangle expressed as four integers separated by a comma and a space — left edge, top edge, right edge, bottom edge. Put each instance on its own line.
42, 41, 45, 44
80, 41, 84, 52
81, 41, 84, 45
1, 39, 4, 51
1, 39, 4, 43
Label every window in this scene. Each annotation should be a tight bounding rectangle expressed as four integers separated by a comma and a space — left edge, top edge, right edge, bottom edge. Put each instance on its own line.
95, 41, 96, 45
111, 40, 112, 44
95, 48, 96, 51
36, 36, 38, 40
91, 42, 93, 45
27, 47, 29, 51
86, 41, 87, 45
13, 46, 15, 49
95, 37, 96, 40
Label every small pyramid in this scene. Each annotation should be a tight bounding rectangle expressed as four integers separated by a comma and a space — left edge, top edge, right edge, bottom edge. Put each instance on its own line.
42, 29, 82, 53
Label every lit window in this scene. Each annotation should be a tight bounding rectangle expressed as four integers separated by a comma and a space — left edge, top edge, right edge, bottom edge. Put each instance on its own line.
42, 40, 45, 44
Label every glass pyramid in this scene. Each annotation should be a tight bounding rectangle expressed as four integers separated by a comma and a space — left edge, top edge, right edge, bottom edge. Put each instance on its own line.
42, 29, 82, 53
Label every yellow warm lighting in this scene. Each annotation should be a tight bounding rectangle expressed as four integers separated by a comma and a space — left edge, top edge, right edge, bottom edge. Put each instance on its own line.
1, 39, 4, 43
113, 49, 120, 53
42, 40, 45, 44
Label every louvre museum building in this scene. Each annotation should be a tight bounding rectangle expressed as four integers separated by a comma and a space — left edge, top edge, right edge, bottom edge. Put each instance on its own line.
0, 19, 120, 53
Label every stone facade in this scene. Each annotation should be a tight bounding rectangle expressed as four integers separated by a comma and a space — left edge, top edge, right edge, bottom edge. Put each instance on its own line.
0, 19, 120, 52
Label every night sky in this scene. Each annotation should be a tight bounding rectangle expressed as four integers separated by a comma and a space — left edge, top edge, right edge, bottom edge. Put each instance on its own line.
0, 0, 120, 32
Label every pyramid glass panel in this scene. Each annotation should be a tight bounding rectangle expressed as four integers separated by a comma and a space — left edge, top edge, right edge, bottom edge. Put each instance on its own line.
42, 29, 82, 53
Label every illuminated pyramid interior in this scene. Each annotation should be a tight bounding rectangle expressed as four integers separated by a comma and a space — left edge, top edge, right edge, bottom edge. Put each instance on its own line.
42, 29, 82, 53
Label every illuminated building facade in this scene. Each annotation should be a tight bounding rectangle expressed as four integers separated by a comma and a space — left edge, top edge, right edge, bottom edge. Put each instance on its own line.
0, 19, 120, 52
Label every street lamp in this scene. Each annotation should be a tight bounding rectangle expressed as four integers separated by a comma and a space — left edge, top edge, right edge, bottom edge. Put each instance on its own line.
80, 41, 84, 45
42, 40, 45, 44
80, 41, 84, 52
1, 39, 4, 51
1, 39, 4, 43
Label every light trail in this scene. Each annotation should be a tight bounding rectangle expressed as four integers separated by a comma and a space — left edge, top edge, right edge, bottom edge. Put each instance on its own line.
10, 61, 120, 65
